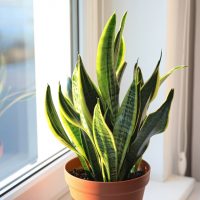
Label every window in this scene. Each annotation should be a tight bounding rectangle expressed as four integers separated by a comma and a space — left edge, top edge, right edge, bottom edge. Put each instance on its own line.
0, 0, 37, 187
0, 0, 78, 197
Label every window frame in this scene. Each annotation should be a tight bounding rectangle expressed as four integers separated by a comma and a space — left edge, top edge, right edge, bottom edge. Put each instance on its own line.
0, 0, 79, 199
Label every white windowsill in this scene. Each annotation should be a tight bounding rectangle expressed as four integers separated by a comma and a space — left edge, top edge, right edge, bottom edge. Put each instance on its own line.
1, 151, 74, 200
187, 182, 200, 200
144, 175, 195, 200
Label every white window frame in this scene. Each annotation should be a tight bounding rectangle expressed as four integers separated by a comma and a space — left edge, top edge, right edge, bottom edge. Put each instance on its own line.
1, 0, 79, 199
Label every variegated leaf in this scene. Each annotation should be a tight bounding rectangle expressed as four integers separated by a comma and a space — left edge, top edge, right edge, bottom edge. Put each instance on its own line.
119, 89, 174, 180
58, 84, 82, 128
78, 55, 103, 116
115, 37, 126, 71
160, 66, 187, 85
72, 61, 92, 139
114, 12, 127, 70
114, 63, 138, 173
77, 155, 92, 176
60, 113, 85, 156
81, 130, 103, 181
60, 115, 93, 176
137, 66, 144, 86
59, 84, 102, 180
66, 77, 73, 103
96, 13, 119, 122
45, 85, 77, 153
116, 61, 127, 84
93, 101, 117, 181
139, 55, 161, 122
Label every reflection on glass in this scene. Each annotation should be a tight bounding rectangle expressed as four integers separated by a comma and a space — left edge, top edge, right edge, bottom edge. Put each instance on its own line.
0, 0, 37, 183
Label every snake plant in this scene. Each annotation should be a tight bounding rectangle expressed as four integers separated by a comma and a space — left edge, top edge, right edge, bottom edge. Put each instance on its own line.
45, 13, 186, 182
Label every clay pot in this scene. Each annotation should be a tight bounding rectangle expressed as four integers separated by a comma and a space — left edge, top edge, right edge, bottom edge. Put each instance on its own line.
65, 157, 150, 200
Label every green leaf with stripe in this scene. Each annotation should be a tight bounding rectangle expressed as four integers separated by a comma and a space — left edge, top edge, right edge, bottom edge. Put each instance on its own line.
77, 155, 92, 177
59, 112, 85, 157
116, 61, 127, 84
45, 85, 77, 153
60, 115, 92, 175
46, 85, 90, 174
81, 130, 103, 181
137, 66, 144, 86
160, 65, 188, 85
59, 84, 102, 180
66, 77, 73, 103
93, 101, 117, 182
115, 37, 126, 71
114, 12, 127, 70
72, 56, 104, 138
58, 84, 82, 128
119, 89, 174, 180
72, 63, 93, 141
78, 55, 104, 116
113, 63, 138, 173
139, 55, 161, 123
96, 13, 119, 121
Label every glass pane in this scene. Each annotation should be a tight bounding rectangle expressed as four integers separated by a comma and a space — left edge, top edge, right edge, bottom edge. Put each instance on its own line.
0, 0, 37, 181
0, 0, 72, 194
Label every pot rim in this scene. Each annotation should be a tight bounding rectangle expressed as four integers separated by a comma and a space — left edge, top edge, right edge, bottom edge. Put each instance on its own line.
65, 157, 151, 184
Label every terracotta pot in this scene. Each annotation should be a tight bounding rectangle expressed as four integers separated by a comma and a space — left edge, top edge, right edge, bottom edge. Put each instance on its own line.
65, 157, 150, 200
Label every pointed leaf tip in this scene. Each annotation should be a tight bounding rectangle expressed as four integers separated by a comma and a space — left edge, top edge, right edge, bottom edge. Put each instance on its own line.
168, 89, 174, 101
109, 12, 116, 22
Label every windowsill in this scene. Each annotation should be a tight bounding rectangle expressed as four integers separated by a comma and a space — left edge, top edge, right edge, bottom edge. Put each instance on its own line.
61, 175, 195, 200
144, 175, 195, 200
1, 151, 74, 200
187, 182, 200, 200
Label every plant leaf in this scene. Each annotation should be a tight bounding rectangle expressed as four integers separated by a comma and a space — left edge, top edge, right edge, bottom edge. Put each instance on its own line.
115, 37, 126, 70
119, 89, 174, 180
71, 62, 104, 180
130, 79, 142, 143
140, 55, 161, 121
72, 63, 92, 139
77, 155, 92, 176
59, 85, 102, 180
100, 157, 108, 182
78, 55, 103, 116
114, 12, 127, 70
81, 130, 103, 181
160, 66, 188, 85
72, 56, 105, 139
45, 85, 77, 153
104, 107, 114, 131
116, 61, 127, 84
137, 66, 144, 86
59, 84, 82, 128
96, 13, 119, 121
66, 77, 73, 103
93, 100, 117, 181
114, 63, 138, 173
60, 115, 93, 176
60, 113, 85, 157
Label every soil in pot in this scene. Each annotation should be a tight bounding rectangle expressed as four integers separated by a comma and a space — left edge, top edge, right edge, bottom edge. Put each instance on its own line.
69, 168, 145, 181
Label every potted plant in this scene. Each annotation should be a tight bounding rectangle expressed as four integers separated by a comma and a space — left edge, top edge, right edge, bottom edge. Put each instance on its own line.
45, 12, 185, 200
